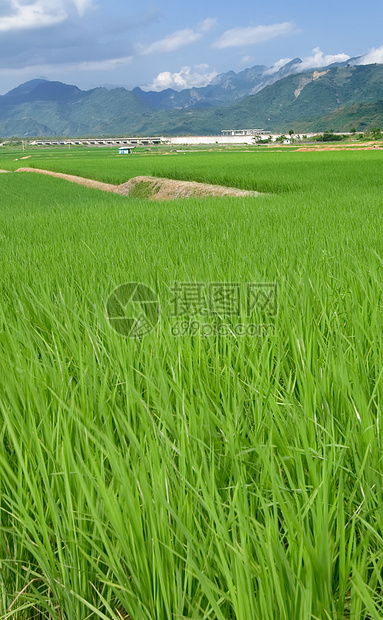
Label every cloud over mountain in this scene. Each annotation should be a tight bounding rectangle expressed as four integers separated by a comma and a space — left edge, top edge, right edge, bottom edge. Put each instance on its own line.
297, 48, 350, 71
358, 46, 383, 65
264, 58, 293, 75
143, 64, 217, 91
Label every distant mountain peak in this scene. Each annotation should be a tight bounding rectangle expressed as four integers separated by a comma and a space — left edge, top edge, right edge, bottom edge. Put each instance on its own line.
8, 78, 48, 92
209, 70, 237, 86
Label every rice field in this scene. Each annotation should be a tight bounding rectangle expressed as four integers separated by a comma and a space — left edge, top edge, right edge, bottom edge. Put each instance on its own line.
1, 146, 383, 618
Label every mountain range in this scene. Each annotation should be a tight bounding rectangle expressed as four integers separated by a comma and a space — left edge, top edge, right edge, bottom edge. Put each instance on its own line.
131, 58, 307, 110
1, 58, 383, 138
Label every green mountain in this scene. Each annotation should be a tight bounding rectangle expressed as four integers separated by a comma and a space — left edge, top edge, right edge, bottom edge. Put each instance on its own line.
110, 64, 383, 136
295, 101, 383, 132
197, 64, 383, 132
0, 81, 155, 137
1, 64, 383, 138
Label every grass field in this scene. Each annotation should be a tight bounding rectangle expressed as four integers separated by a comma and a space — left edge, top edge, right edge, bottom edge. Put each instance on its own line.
1, 146, 383, 618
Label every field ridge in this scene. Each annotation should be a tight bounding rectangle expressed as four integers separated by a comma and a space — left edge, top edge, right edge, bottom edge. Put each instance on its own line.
15, 167, 261, 199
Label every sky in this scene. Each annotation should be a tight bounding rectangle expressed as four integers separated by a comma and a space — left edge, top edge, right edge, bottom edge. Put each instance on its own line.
0, 0, 383, 95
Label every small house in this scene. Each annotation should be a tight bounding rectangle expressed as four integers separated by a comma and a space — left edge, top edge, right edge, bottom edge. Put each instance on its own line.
118, 147, 131, 155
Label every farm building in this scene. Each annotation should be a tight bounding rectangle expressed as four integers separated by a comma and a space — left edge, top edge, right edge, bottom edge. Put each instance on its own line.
118, 147, 131, 155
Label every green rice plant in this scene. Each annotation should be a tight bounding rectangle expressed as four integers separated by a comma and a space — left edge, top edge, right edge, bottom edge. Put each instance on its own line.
0, 151, 383, 618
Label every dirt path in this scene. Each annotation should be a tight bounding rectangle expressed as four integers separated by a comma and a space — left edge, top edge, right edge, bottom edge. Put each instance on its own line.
15, 167, 117, 192
0, 169, 10, 173
14, 167, 260, 200
296, 143, 383, 152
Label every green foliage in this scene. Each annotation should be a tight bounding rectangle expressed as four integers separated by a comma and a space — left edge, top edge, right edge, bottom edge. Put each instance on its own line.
128, 179, 159, 199
255, 137, 272, 144
1, 149, 383, 618
299, 100, 383, 133
315, 131, 347, 142
365, 127, 383, 140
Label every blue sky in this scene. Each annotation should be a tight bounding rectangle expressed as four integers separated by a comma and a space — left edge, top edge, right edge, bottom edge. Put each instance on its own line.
0, 0, 382, 94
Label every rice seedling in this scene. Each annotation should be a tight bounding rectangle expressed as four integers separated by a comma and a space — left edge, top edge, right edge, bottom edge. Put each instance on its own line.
0, 149, 383, 618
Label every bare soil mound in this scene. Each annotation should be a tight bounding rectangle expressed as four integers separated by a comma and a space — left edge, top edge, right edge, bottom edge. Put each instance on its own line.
116, 176, 259, 200
14, 168, 260, 200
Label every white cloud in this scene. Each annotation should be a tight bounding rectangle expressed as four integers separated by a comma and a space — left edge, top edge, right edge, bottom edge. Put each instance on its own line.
264, 57, 292, 75
0, 0, 66, 31
143, 64, 217, 91
77, 56, 133, 71
297, 47, 350, 72
72, 0, 94, 17
213, 22, 296, 49
198, 17, 216, 33
357, 46, 383, 65
0, 55, 132, 77
137, 20, 217, 55
240, 55, 255, 66
0, 0, 94, 31
137, 28, 202, 55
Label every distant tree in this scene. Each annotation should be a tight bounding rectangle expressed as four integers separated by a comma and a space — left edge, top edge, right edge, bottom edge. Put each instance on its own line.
350, 127, 356, 134
370, 127, 382, 140
316, 132, 344, 142
256, 136, 272, 144
288, 129, 294, 136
